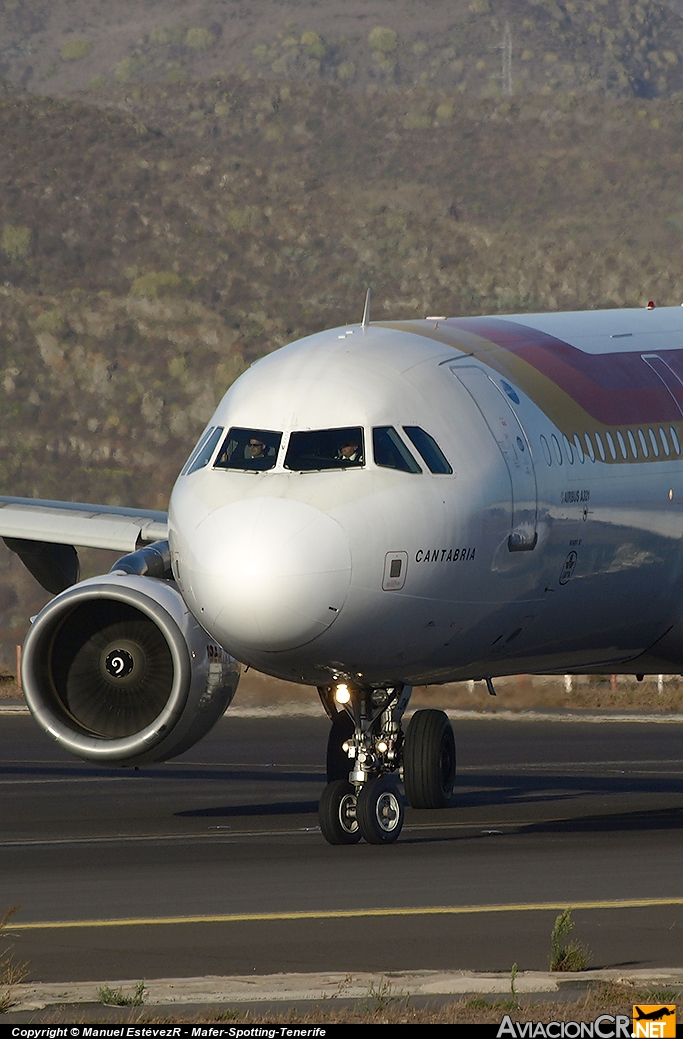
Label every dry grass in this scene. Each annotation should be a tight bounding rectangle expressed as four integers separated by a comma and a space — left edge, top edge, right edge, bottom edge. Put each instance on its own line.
230, 669, 683, 713
29, 982, 679, 1025
0, 675, 20, 699
3, 663, 683, 713
0, 907, 28, 1015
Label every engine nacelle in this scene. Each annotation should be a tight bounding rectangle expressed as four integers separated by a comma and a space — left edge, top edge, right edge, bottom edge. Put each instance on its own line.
21, 573, 240, 765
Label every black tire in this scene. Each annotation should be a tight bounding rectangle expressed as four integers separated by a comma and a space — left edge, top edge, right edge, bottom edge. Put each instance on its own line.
326, 712, 355, 782
403, 709, 456, 809
356, 775, 404, 844
318, 780, 361, 844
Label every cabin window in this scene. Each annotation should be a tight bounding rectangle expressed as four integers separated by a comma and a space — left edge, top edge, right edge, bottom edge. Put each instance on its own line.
594, 433, 606, 462
373, 427, 422, 473
573, 434, 585, 463
648, 428, 659, 457
540, 435, 552, 466
605, 431, 617, 461
403, 426, 452, 473
551, 434, 563, 465
284, 427, 364, 471
660, 427, 671, 456
638, 429, 649, 458
627, 430, 638, 458
215, 427, 282, 471
562, 435, 574, 464
616, 430, 628, 459
670, 427, 681, 455
182, 426, 224, 475
584, 433, 596, 462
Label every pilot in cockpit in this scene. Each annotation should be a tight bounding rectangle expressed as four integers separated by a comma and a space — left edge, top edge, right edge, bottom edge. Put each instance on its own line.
244, 437, 274, 468
335, 437, 362, 464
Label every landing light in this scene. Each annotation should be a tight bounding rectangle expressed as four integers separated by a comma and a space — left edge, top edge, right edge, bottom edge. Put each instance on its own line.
377, 740, 388, 753
334, 683, 351, 704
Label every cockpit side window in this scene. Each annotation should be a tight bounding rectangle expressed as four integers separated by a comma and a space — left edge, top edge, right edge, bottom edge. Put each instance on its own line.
403, 426, 452, 474
373, 427, 422, 473
214, 427, 282, 471
285, 427, 364, 471
182, 426, 224, 476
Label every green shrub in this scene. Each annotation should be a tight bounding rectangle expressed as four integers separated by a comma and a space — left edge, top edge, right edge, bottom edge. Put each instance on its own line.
301, 32, 326, 59
253, 44, 270, 65
60, 39, 92, 62
97, 981, 146, 1007
115, 57, 136, 83
337, 62, 356, 81
1, 225, 31, 261
368, 27, 398, 54
372, 53, 395, 77
130, 271, 187, 299
227, 208, 257, 232
149, 25, 185, 47
34, 310, 64, 334
403, 111, 432, 129
185, 28, 216, 52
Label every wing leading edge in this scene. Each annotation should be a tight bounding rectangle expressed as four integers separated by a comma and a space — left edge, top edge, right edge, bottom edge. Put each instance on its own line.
0, 496, 168, 552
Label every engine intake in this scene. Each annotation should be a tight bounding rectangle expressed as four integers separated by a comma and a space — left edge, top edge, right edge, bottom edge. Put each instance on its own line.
22, 573, 239, 765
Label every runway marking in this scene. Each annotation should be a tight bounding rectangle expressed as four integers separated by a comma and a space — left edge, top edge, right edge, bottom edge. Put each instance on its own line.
11, 897, 683, 931
0, 822, 526, 848
1, 759, 681, 785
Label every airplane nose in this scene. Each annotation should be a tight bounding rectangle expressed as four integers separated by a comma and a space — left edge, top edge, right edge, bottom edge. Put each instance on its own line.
186, 498, 352, 652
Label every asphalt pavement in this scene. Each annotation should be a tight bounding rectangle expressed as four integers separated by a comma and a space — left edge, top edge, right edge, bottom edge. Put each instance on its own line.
1, 710, 683, 981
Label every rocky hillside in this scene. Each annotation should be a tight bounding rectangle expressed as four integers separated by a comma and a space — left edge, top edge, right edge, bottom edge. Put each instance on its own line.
2, 73, 683, 661
3, 0, 683, 101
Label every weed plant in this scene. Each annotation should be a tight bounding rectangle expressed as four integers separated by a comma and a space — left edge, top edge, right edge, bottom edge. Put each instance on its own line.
97, 981, 147, 1007
550, 909, 592, 972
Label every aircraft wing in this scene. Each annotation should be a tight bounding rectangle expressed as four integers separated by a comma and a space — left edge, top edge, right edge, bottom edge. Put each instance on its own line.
0, 496, 168, 552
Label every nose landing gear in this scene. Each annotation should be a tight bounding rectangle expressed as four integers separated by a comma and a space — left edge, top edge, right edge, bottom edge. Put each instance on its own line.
318, 779, 361, 844
356, 775, 404, 844
317, 684, 455, 846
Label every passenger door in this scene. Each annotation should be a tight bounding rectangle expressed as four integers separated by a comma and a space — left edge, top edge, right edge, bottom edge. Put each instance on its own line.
451, 365, 538, 551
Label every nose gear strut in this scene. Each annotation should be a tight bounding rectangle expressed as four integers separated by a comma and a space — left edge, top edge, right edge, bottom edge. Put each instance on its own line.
316, 683, 456, 845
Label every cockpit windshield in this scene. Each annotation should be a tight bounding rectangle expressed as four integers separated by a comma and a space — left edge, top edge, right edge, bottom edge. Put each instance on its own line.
285, 427, 365, 471
181, 426, 224, 475
214, 427, 282, 471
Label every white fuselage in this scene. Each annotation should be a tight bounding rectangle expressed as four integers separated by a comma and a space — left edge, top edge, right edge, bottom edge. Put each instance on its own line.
168, 309, 683, 687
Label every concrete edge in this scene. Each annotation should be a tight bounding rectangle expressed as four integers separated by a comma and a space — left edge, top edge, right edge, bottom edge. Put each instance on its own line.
8, 968, 683, 1012
4, 703, 683, 722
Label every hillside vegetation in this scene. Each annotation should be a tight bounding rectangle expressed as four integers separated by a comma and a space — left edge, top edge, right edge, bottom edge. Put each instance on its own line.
2, 64, 683, 660
4, 0, 683, 100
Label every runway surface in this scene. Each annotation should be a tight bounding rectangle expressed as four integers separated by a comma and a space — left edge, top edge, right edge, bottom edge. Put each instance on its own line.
1, 711, 683, 981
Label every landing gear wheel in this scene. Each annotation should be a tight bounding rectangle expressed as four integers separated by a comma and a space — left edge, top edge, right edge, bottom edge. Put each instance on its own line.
356, 775, 404, 844
326, 712, 355, 782
318, 780, 361, 845
403, 709, 456, 809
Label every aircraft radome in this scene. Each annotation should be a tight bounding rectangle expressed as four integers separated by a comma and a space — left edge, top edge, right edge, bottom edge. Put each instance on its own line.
2, 300, 683, 845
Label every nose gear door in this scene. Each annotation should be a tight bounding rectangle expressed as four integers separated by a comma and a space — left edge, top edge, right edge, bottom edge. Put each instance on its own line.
451, 365, 538, 551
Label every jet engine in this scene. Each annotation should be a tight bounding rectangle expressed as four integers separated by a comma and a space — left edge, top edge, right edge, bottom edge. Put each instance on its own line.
21, 573, 239, 765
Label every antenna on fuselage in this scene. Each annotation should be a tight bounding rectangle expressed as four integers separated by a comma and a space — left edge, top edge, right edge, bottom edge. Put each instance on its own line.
361, 287, 371, 332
